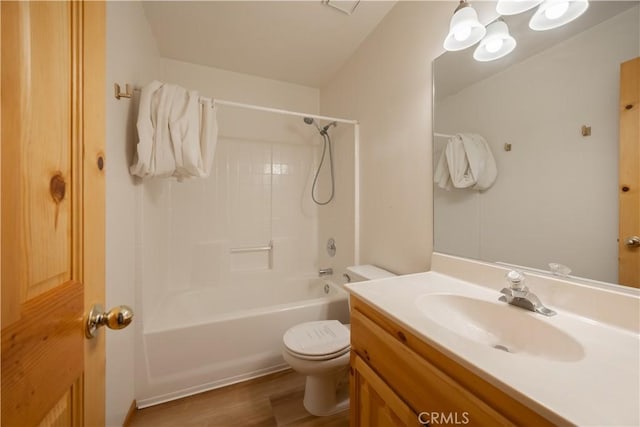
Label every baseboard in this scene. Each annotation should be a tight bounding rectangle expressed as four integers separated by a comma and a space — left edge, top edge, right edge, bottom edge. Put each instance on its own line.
122, 400, 137, 427
136, 364, 290, 409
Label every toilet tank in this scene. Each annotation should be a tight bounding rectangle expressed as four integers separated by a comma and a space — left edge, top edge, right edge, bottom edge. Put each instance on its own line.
342, 265, 396, 314
345, 265, 396, 283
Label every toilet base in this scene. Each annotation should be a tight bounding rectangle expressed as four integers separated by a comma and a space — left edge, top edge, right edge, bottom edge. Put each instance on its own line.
302, 369, 350, 416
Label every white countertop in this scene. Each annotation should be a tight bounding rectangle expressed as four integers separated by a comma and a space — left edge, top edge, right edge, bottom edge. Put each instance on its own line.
345, 271, 640, 426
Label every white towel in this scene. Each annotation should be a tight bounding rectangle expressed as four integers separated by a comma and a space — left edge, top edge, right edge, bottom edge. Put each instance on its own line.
434, 133, 497, 191
130, 80, 218, 180
129, 80, 162, 178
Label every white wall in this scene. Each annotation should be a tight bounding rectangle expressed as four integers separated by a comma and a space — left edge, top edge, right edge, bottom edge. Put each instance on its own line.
105, 2, 160, 425
106, 0, 495, 418
321, 2, 457, 274
434, 7, 639, 283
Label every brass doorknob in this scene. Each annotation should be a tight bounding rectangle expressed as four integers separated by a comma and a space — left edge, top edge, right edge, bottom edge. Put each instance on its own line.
625, 236, 640, 248
86, 304, 134, 338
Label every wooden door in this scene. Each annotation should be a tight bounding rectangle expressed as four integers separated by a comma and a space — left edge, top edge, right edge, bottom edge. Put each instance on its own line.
350, 354, 419, 426
619, 57, 640, 288
1, 2, 105, 426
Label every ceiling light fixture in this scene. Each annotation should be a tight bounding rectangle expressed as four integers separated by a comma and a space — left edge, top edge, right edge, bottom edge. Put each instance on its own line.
444, 1, 486, 51
529, 0, 589, 31
473, 19, 517, 62
496, 0, 544, 16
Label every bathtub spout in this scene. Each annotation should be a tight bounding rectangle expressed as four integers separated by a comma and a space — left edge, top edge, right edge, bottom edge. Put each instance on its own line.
319, 268, 333, 277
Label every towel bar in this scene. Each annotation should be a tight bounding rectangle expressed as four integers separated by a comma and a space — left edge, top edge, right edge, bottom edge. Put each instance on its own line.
230, 242, 273, 254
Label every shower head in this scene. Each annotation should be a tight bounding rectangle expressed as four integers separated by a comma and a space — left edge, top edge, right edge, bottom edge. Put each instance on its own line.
304, 117, 337, 135
304, 117, 323, 134
321, 121, 337, 134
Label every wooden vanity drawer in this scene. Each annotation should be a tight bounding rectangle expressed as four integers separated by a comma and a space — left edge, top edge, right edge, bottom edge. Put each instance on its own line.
351, 308, 513, 426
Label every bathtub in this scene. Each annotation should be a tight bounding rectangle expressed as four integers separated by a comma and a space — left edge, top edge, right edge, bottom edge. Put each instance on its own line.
136, 278, 350, 408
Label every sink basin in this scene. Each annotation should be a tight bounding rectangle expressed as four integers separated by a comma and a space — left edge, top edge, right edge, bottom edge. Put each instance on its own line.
416, 294, 585, 362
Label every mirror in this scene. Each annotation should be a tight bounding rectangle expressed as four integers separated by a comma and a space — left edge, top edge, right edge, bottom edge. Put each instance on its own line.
433, 2, 639, 285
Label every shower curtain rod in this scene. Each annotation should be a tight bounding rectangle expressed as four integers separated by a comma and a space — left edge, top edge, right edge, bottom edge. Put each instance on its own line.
213, 99, 358, 125
114, 83, 358, 125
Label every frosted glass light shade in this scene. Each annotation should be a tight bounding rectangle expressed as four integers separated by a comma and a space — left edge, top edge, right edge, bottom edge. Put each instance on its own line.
473, 20, 516, 62
444, 3, 487, 51
496, 0, 543, 15
529, 0, 589, 31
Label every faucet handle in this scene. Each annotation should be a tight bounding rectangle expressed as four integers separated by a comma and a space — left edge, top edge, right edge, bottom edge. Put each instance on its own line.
500, 286, 527, 299
505, 270, 526, 290
499, 287, 513, 297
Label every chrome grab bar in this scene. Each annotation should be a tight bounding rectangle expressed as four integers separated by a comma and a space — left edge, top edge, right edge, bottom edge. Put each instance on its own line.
230, 241, 273, 254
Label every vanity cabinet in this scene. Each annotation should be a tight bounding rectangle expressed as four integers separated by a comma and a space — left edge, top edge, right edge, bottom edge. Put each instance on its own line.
350, 354, 418, 426
349, 296, 557, 427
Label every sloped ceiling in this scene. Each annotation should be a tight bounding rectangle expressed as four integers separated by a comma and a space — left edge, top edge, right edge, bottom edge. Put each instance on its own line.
142, 1, 397, 88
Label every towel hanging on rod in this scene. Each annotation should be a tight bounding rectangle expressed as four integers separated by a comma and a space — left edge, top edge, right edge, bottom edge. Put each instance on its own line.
129, 80, 218, 180
433, 133, 498, 191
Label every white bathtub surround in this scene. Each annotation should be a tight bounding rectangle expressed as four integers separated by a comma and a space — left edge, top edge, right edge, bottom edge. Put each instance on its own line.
133, 58, 360, 407
134, 67, 361, 407
136, 279, 349, 407
345, 253, 640, 426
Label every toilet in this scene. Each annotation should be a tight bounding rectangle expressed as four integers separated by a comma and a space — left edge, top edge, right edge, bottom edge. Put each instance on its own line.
281, 265, 396, 416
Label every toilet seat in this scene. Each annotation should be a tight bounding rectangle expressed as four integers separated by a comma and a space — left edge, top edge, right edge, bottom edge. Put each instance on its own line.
285, 345, 350, 361
283, 320, 350, 361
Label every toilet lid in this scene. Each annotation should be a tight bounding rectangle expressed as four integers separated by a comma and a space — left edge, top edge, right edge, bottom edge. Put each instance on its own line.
283, 320, 350, 357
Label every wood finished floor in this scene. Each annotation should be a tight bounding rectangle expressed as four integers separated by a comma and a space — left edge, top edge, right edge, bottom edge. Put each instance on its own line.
129, 370, 349, 427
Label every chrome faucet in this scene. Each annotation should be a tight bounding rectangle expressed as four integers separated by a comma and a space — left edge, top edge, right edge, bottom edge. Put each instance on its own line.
318, 268, 333, 277
499, 271, 556, 317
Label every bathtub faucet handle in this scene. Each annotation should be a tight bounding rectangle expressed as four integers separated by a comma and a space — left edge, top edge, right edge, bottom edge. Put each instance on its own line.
319, 268, 333, 277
